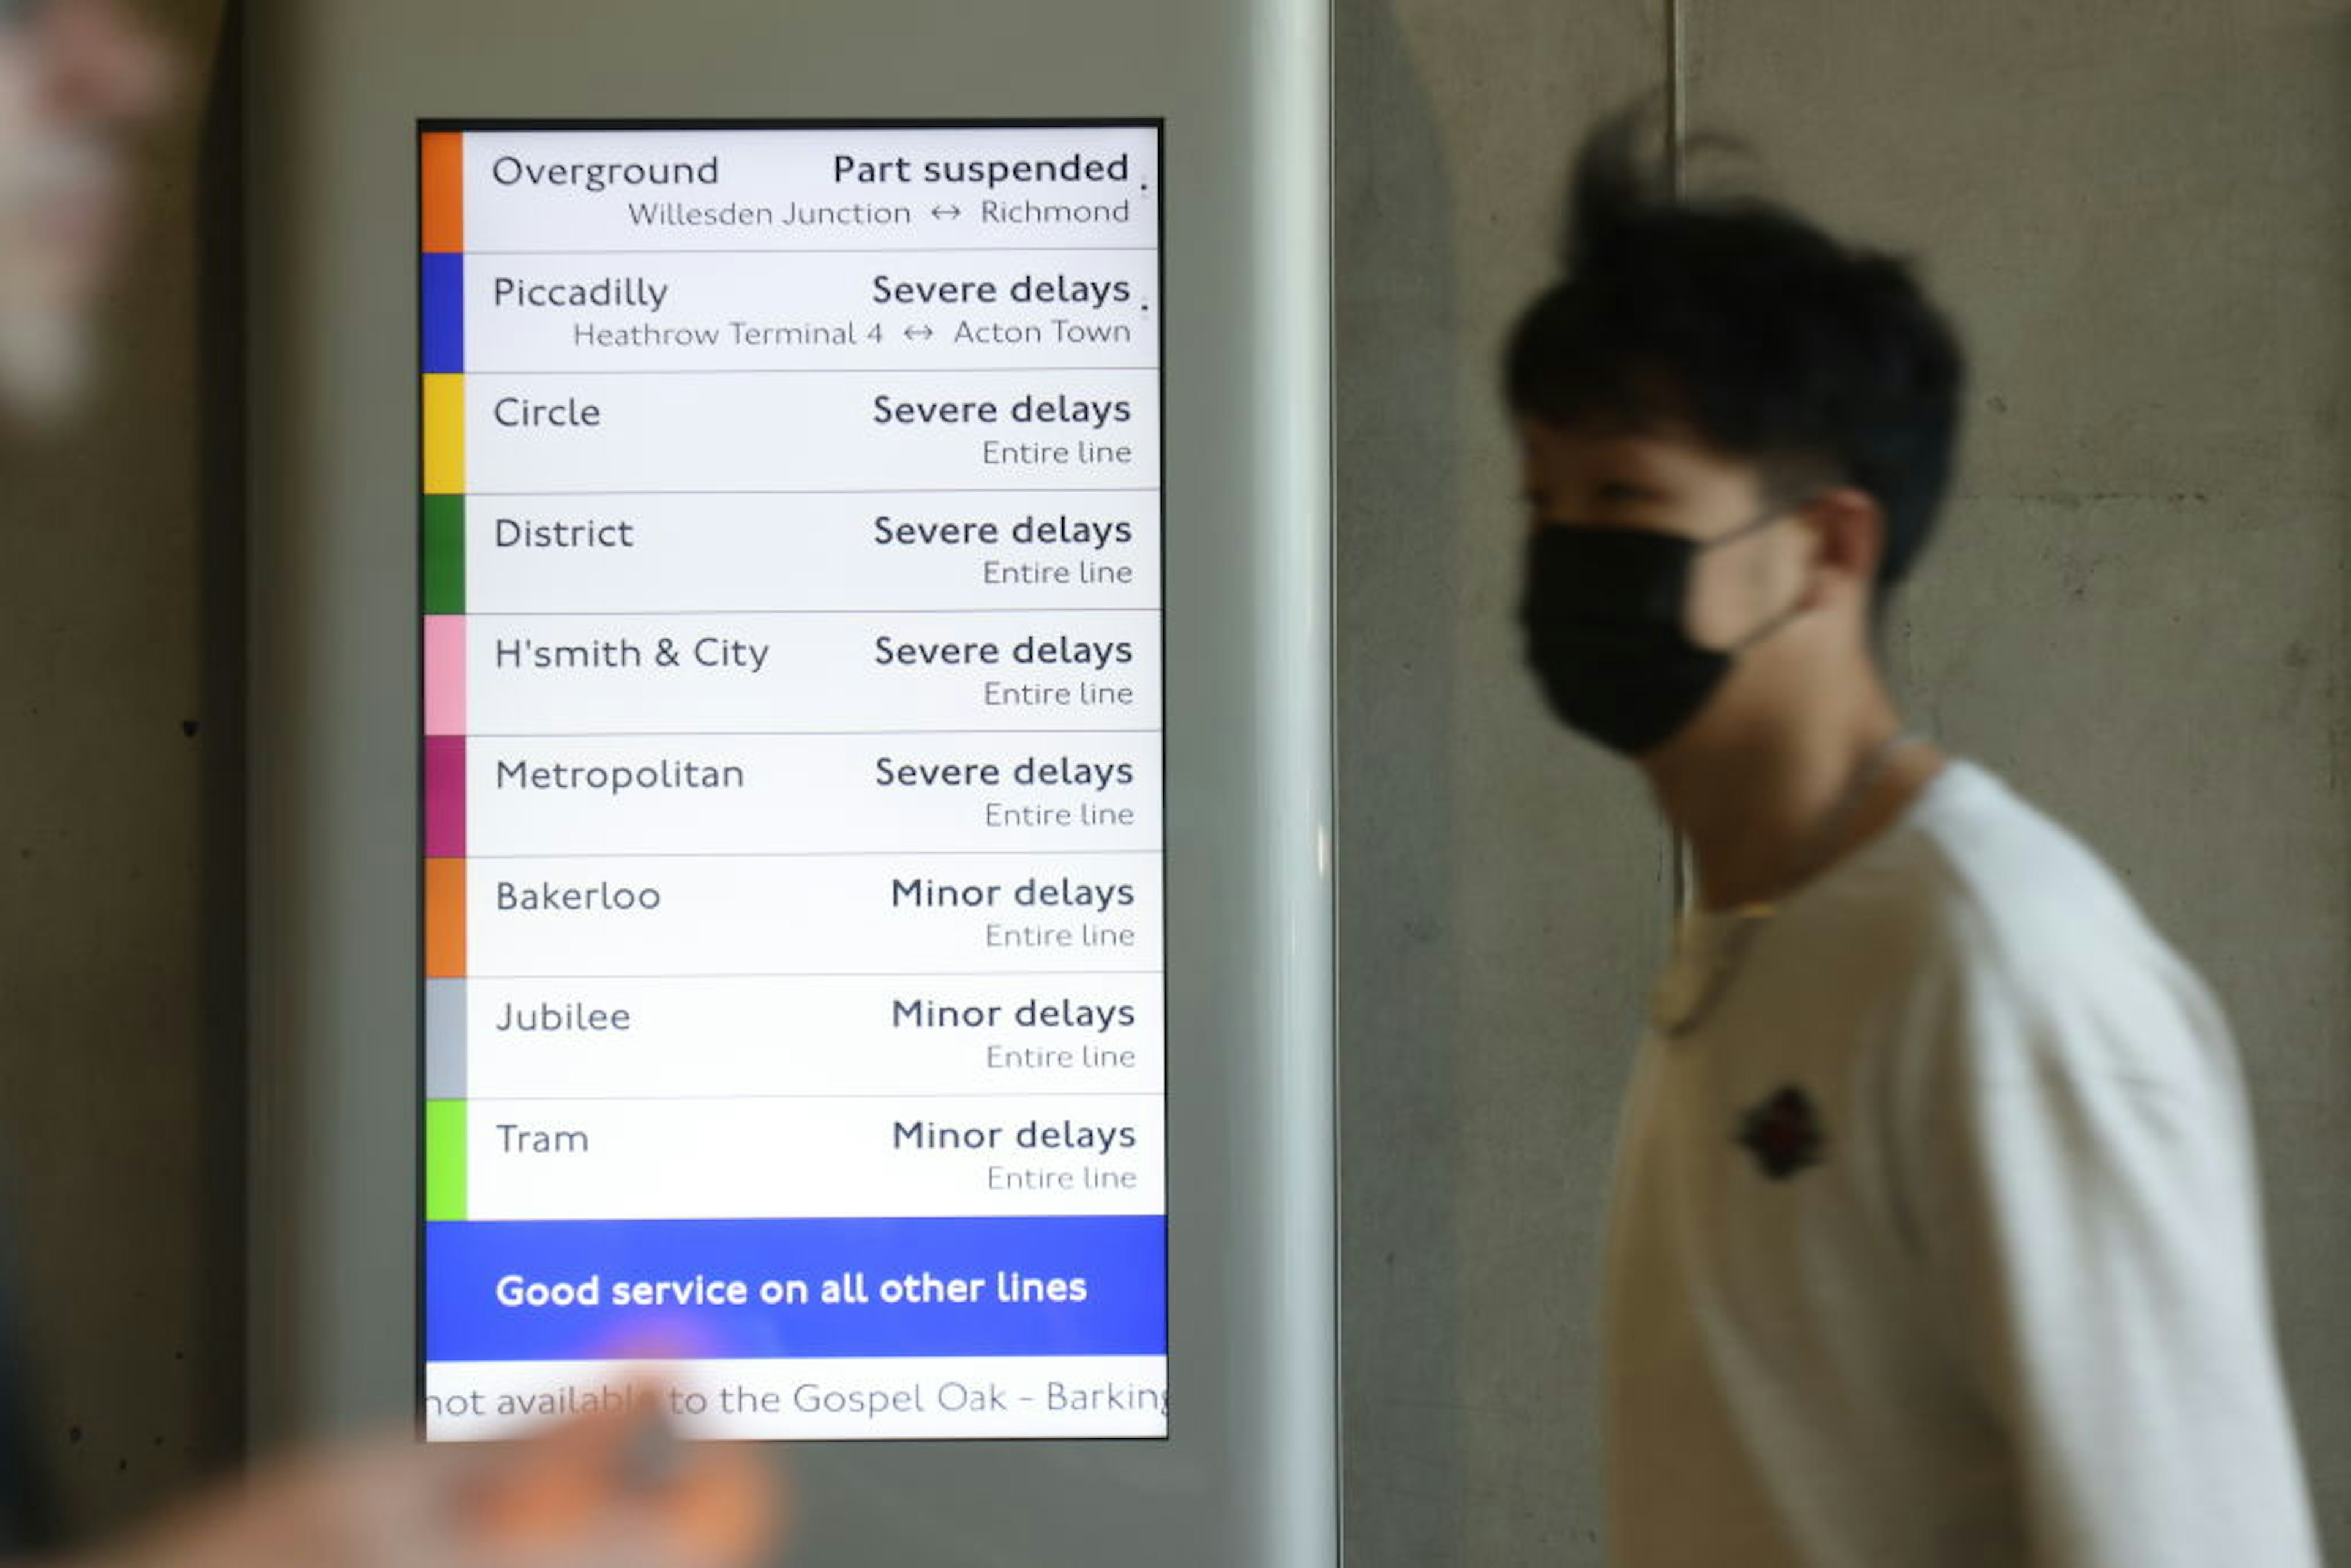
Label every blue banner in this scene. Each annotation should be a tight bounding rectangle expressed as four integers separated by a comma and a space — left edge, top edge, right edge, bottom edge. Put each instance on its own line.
426, 1215, 1166, 1362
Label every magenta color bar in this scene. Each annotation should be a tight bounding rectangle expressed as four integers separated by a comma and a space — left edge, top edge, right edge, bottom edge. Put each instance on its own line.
424, 615, 467, 736
424, 736, 466, 858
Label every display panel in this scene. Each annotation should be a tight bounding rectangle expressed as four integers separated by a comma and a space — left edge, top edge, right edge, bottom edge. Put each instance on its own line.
418, 121, 1167, 1441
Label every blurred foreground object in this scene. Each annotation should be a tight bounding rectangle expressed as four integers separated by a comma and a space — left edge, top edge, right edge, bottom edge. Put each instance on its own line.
0, 0, 170, 427
78, 1389, 787, 1568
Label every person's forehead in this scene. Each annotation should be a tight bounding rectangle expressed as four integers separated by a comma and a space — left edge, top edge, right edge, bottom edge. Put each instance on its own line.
1517, 415, 1738, 484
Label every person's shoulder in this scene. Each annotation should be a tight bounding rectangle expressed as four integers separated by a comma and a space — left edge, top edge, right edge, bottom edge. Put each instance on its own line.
1877, 759, 2232, 1086
1907, 760, 2147, 953
1810, 758, 2131, 962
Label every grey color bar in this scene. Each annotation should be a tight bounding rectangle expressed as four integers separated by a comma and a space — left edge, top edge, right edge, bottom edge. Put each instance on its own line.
424, 980, 467, 1098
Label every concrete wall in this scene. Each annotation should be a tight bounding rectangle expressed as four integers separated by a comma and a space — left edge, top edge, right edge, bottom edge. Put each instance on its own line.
1338, 0, 2351, 1562
0, 0, 241, 1538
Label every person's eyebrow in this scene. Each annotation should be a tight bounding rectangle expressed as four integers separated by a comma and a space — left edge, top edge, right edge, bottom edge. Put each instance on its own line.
1523, 478, 1664, 514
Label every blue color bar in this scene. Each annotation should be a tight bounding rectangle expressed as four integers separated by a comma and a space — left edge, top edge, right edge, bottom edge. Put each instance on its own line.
426, 1215, 1167, 1362
421, 252, 465, 373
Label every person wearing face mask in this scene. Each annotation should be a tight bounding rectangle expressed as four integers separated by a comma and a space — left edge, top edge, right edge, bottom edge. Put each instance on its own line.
0, 4, 786, 1565
1507, 94, 2320, 1566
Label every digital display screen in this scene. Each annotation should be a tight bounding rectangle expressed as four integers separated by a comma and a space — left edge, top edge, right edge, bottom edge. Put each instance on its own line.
418, 122, 1166, 1440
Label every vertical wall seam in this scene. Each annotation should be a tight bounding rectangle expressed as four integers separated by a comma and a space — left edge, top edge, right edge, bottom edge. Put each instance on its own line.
1667, 0, 1693, 913
1665, 0, 1684, 200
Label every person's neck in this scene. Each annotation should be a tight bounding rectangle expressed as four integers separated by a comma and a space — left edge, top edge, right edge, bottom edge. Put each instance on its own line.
1643, 680, 1921, 914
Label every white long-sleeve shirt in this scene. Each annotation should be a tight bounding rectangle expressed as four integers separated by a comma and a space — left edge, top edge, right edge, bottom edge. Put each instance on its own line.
1604, 758, 2321, 1566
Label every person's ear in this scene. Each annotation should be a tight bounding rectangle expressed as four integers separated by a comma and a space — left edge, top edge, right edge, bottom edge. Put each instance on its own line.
1796, 486, 1883, 614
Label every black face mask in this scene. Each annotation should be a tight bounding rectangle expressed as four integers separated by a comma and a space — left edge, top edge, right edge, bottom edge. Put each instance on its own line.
1516, 505, 1806, 757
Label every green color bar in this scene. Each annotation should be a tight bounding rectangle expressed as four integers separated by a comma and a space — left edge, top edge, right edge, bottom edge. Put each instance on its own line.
426, 1098, 468, 1221
423, 495, 466, 614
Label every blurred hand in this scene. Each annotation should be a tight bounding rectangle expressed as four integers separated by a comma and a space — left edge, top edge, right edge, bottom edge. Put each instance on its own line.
72, 1390, 788, 1568
0, 0, 173, 423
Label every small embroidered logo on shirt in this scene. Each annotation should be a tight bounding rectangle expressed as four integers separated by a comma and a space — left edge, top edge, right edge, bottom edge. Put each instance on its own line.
1736, 1085, 1826, 1179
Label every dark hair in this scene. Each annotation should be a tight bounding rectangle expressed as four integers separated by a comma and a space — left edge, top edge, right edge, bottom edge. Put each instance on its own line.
1504, 91, 1967, 601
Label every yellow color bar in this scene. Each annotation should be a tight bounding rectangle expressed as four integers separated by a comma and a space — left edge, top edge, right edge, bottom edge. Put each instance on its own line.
422, 375, 465, 495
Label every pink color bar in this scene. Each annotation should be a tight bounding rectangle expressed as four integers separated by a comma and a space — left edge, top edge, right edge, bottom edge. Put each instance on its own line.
424, 735, 465, 857
424, 615, 467, 736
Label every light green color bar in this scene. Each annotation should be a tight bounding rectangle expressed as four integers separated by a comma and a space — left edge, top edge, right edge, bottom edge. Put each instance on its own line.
425, 1099, 467, 1221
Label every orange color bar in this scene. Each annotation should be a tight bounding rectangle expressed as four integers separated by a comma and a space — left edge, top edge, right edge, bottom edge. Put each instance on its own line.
425, 858, 467, 978
421, 132, 463, 253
